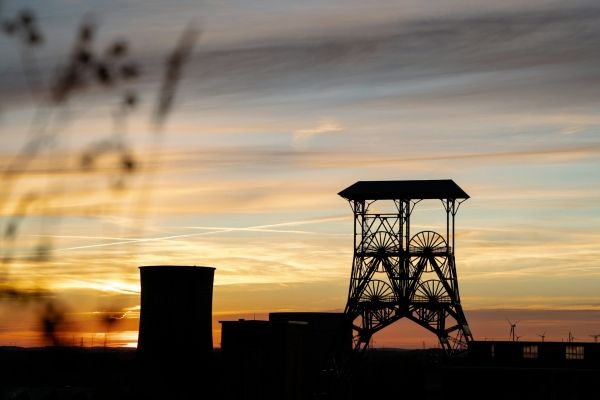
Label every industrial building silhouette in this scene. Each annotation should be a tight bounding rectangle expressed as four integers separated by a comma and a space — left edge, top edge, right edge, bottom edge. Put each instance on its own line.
219, 313, 352, 399
339, 180, 473, 354
135, 265, 353, 399
129, 181, 600, 400
2, 180, 599, 400
137, 265, 215, 363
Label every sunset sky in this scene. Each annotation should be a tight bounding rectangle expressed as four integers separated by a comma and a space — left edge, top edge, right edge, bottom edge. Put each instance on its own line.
1, 0, 600, 348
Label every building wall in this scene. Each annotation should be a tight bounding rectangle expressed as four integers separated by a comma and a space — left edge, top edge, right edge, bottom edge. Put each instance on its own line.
469, 341, 600, 367
220, 320, 308, 400
268, 312, 353, 373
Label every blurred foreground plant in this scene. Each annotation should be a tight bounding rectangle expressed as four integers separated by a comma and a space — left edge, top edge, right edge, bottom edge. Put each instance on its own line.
0, 3, 198, 346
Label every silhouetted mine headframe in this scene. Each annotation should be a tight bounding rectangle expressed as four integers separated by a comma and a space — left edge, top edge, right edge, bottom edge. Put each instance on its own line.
339, 180, 474, 355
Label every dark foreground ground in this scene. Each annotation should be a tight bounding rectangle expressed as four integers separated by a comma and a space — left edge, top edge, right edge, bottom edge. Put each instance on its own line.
1, 346, 598, 400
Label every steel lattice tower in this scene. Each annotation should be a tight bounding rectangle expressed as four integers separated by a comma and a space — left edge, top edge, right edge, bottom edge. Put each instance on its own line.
339, 180, 474, 354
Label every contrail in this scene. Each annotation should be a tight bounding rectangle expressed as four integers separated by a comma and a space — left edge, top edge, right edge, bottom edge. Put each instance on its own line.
182, 214, 349, 230
53, 214, 351, 251
30, 235, 142, 241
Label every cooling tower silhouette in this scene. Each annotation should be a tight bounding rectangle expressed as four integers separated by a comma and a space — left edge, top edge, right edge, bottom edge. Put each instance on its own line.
137, 266, 215, 363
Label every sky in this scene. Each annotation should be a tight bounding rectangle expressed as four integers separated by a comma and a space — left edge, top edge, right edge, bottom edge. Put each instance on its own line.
1, 0, 600, 348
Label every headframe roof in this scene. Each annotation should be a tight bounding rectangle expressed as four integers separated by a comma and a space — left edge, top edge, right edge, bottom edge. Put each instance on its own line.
338, 180, 469, 201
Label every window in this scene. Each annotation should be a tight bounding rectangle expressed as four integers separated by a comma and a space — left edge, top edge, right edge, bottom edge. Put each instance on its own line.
565, 345, 584, 360
522, 345, 538, 359
490, 344, 495, 359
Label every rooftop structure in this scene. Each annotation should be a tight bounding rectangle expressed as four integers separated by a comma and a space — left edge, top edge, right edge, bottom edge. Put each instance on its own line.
338, 179, 469, 201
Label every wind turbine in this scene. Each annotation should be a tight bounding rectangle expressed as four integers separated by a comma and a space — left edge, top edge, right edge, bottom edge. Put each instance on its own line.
506, 319, 518, 342
590, 334, 600, 343
537, 332, 546, 342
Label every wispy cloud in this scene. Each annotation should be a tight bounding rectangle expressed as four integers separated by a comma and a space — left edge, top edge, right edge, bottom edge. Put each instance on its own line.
5, 4, 600, 111
293, 120, 344, 143
153, 142, 600, 174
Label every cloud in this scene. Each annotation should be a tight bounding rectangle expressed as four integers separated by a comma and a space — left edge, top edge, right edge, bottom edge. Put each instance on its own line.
293, 120, 344, 143
159, 4, 600, 113
158, 142, 600, 174
4, 4, 600, 112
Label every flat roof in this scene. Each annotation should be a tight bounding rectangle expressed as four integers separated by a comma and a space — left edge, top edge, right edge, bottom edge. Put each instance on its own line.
338, 180, 469, 201
139, 265, 215, 272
